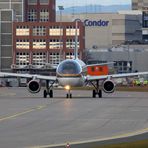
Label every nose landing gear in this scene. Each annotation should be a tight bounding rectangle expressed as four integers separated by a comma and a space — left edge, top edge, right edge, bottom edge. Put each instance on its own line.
66, 90, 72, 98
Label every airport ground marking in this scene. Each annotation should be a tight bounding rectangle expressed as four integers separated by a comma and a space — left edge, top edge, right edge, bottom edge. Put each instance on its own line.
29, 127, 148, 148
0, 105, 47, 122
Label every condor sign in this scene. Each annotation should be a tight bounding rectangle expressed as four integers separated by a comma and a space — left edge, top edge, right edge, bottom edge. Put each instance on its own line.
84, 19, 109, 27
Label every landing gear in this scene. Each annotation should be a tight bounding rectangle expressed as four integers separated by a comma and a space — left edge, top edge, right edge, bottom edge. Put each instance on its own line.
43, 90, 47, 98
66, 93, 72, 98
66, 90, 72, 98
90, 80, 103, 98
92, 89, 102, 98
43, 80, 54, 98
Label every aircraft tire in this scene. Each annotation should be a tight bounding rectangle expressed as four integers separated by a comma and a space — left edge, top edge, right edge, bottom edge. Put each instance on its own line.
66, 94, 69, 98
43, 90, 47, 98
70, 93, 72, 98
49, 90, 53, 98
98, 90, 102, 98
92, 90, 96, 98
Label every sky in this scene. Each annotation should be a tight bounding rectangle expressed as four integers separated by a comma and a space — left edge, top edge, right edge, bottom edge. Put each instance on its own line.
56, 0, 131, 8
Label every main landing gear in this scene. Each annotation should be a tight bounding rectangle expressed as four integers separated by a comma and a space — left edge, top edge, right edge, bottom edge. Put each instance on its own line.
43, 80, 54, 98
90, 80, 102, 98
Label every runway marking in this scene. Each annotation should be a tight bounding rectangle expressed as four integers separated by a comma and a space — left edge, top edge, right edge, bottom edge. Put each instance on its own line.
0, 105, 47, 122
29, 127, 148, 148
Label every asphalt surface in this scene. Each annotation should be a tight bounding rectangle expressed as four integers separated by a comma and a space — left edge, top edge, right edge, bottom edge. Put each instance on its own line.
0, 87, 148, 148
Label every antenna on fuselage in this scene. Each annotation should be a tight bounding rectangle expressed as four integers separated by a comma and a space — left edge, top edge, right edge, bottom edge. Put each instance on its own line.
74, 20, 78, 59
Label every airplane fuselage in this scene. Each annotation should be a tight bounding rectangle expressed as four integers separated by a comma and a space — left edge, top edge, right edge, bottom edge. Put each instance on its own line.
56, 59, 86, 87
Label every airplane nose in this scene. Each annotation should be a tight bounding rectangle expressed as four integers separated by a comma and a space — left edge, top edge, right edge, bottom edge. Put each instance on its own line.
57, 60, 82, 76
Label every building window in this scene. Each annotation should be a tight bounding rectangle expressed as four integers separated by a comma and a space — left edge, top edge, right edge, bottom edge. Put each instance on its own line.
33, 26, 46, 36
40, 9, 49, 22
28, 9, 37, 21
16, 39, 30, 49
16, 52, 29, 66
49, 26, 63, 36
114, 61, 132, 73
28, 0, 37, 4
66, 39, 80, 49
39, 0, 49, 4
49, 39, 63, 49
66, 53, 74, 59
33, 39, 46, 49
16, 26, 29, 36
66, 26, 80, 36
49, 53, 61, 65
143, 11, 148, 28
32, 52, 46, 66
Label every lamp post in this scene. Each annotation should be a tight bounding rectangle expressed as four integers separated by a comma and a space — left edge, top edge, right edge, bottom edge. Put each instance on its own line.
58, 6, 64, 22
58, 6, 64, 62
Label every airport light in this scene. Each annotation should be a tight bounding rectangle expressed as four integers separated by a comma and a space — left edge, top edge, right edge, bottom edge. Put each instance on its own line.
65, 85, 71, 90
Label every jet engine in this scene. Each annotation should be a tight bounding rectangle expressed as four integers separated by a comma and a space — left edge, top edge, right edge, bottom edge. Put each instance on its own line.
27, 80, 41, 93
103, 80, 115, 93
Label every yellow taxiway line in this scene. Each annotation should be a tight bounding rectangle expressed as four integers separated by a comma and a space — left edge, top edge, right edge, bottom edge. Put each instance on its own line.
0, 105, 47, 122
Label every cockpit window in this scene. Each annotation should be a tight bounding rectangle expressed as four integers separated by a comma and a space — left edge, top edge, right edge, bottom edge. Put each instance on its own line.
57, 60, 81, 75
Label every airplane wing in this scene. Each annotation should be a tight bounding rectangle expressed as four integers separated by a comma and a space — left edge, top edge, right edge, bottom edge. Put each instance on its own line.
87, 72, 148, 81
0, 72, 57, 81
86, 62, 115, 67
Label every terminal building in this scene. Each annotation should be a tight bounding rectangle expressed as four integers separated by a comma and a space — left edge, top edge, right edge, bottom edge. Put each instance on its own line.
59, 12, 148, 73
59, 13, 142, 49
0, 0, 24, 72
0, 0, 85, 74
132, 0, 148, 42
132, 0, 148, 10
0, 0, 148, 75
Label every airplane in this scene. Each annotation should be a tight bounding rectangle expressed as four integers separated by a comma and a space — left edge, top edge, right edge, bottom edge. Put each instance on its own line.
0, 52, 148, 98
1, 51, 148, 99
0, 22, 148, 98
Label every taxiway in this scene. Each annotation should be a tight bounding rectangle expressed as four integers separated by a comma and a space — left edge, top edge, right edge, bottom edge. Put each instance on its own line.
0, 88, 148, 148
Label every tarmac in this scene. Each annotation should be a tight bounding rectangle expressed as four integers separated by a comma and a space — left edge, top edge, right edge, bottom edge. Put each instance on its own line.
0, 87, 148, 148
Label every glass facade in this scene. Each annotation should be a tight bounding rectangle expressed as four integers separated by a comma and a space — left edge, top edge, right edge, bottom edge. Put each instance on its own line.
40, 9, 49, 22
33, 26, 46, 36
0, 0, 23, 21
16, 26, 29, 36
33, 39, 46, 49
49, 39, 63, 49
49, 26, 63, 36
32, 52, 46, 66
16, 39, 30, 49
114, 61, 132, 73
132, 0, 148, 10
16, 52, 29, 66
28, 9, 37, 22
14, 22, 84, 68
49, 53, 61, 65
142, 11, 148, 42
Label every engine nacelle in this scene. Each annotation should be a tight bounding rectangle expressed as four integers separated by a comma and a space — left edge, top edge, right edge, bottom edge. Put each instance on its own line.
103, 80, 115, 93
27, 80, 41, 93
